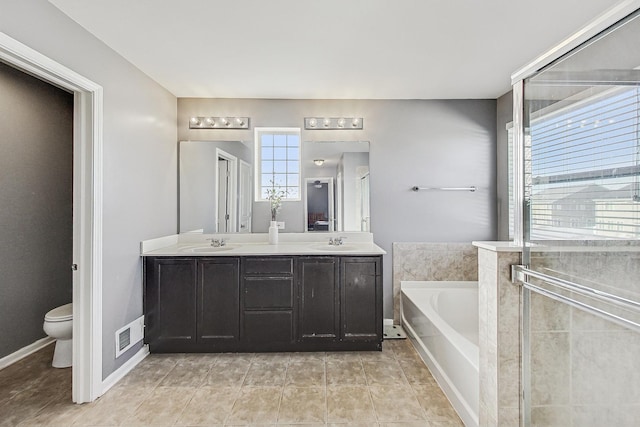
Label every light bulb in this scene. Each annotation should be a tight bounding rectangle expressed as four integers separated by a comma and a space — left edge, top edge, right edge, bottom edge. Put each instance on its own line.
337, 118, 345, 128
323, 118, 331, 127
352, 118, 359, 127
313, 159, 324, 166
235, 118, 245, 126
190, 117, 201, 126
308, 118, 317, 128
221, 118, 230, 126
205, 117, 215, 126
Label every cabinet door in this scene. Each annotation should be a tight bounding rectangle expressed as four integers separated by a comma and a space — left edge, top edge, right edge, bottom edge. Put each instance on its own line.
341, 257, 382, 341
197, 258, 240, 344
144, 257, 197, 350
298, 257, 339, 341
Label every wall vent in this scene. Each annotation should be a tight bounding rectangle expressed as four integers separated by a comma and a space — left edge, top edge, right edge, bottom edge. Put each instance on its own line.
115, 316, 144, 358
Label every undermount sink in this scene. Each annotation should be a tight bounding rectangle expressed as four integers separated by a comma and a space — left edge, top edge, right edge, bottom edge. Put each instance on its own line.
179, 245, 237, 253
191, 246, 235, 253
311, 244, 359, 251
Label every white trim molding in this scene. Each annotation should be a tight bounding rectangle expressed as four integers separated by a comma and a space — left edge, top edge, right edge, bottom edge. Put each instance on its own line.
101, 345, 149, 395
0, 337, 55, 370
0, 32, 103, 404
512, 0, 640, 83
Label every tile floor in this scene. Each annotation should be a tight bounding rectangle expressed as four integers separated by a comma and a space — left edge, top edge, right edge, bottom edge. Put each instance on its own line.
0, 340, 463, 426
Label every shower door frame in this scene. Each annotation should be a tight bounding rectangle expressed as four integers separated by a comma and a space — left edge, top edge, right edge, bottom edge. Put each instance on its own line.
510, 1, 640, 425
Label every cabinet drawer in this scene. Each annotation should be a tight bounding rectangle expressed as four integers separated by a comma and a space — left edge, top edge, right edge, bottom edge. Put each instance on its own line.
244, 257, 293, 275
243, 311, 293, 343
244, 278, 293, 309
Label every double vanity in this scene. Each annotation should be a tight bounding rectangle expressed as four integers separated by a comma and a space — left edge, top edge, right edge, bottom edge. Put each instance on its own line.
140, 232, 385, 353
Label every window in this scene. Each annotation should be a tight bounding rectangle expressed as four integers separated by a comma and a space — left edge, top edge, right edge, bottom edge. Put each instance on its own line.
524, 86, 640, 239
255, 127, 301, 201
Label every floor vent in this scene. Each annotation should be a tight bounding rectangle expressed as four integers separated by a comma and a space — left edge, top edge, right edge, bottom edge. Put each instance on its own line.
383, 324, 407, 340
115, 316, 144, 358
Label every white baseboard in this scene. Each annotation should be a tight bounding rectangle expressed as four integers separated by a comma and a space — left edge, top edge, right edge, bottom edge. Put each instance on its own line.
101, 344, 149, 395
0, 337, 55, 370
384, 318, 394, 326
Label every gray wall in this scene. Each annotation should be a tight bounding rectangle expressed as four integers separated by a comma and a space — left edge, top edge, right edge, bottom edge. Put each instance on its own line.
178, 98, 498, 317
497, 91, 514, 240
0, 62, 73, 359
1, 0, 178, 378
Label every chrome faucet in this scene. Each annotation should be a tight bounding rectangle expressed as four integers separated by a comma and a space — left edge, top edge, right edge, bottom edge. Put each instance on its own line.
329, 236, 346, 246
207, 238, 226, 247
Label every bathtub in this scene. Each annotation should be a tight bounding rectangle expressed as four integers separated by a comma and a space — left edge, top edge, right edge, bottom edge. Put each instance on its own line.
401, 281, 479, 427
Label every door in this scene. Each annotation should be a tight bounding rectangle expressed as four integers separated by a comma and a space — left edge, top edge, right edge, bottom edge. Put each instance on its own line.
298, 257, 339, 341
341, 257, 382, 342
360, 173, 370, 231
217, 158, 230, 232
144, 257, 197, 350
197, 258, 240, 344
238, 159, 252, 233
215, 149, 238, 233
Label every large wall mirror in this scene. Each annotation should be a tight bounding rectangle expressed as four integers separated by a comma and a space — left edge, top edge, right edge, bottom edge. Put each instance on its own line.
179, 139, 370, 234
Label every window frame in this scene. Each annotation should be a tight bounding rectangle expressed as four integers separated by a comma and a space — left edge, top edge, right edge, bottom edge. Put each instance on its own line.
254, 127, 302, 202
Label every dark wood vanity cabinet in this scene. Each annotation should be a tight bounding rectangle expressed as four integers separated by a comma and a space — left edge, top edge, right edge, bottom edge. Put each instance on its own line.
242, 257, 295, 347
143, 254, 382, 352
144, 257, 240, 352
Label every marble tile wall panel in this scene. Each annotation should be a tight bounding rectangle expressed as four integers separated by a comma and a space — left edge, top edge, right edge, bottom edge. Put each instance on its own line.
477, 247, 522, 427
497, 251, 521, 416
393, 242, 478, 323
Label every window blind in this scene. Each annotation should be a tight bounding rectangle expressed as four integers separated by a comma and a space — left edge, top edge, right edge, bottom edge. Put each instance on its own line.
527, 87, 640, 239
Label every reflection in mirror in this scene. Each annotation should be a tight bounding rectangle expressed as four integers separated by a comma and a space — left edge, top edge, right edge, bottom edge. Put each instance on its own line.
179, 140, 370, 233
304, 141, 370, 232
305, 177, 334, 231
179, 140, 252, 234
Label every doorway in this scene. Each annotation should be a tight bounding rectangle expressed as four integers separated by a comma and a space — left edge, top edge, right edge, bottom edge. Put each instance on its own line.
0, 32, 103, 403
305, 177, 335, 232
238, 159, 252, 233
215, 149, 237, 233
360, 172, 370, 231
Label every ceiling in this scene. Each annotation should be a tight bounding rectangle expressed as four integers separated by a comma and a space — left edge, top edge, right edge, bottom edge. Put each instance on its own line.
49, 0, 617, 100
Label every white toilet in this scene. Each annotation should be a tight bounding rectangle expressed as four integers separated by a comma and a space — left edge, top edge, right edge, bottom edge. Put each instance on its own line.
43, 303, 73, 368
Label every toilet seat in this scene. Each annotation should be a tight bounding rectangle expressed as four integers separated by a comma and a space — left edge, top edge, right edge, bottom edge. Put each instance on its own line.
45, 303, 72, 322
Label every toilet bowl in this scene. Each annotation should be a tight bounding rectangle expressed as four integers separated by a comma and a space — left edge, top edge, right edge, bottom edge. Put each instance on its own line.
43, 303, 73, 368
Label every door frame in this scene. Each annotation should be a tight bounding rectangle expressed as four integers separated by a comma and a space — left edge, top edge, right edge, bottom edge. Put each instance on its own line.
238, 159, 253, 233
304, 177, 335, 232
0, 32, 103, 403
215, 148, 238, 233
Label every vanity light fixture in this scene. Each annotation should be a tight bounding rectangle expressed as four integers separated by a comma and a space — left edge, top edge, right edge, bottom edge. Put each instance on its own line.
189, 116, 250, 129
313, 159, 325, 166
304, 117, 363, 130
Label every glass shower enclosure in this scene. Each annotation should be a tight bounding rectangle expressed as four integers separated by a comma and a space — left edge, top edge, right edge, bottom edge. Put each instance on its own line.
513, 5, 640, 426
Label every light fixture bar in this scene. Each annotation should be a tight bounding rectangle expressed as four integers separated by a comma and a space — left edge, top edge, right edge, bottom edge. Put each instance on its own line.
304, 117, 363, 130
189, 116, 250, 129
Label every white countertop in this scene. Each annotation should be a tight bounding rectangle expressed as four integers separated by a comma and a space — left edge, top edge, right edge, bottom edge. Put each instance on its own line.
472, 241, 523, 252
141, 232, 386, 256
